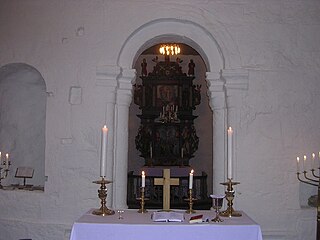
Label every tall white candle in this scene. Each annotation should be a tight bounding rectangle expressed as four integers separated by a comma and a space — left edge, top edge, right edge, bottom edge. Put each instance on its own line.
296, 157, 300, 173
100, 125, 108, 177
150, 143, 153, 159
227, 127, 233, 179
189, 169, 194, 189
141, 171, 145, 187
0, 152, 2, 164
303, 155, 306, 172
5, 153, 9, 169
181, 148, 184, 159
312, 153, 316, 170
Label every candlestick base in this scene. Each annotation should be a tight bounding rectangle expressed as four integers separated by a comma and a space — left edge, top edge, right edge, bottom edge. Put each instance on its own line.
92, 177, 115, 216
137, 187, 149, 213
92, 208, 115, 216
220, 208, 242, 217
137, 206, 148, 213
220, 179, 242, 217
185, 208, 196, 214
184, 189, 197, 214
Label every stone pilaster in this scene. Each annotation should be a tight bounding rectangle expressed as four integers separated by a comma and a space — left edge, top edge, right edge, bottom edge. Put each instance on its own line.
113, 68, 136, 209
96, 65, 120, 207
206, 71, 227, 195
222, 69, 249, 181
206, 69, 249, 194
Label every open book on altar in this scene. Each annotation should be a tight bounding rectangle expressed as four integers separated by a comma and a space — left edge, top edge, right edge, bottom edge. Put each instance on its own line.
152, 211, 184, 222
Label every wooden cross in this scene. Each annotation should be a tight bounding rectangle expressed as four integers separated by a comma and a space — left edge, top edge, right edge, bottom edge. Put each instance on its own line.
154, 168, 179, 211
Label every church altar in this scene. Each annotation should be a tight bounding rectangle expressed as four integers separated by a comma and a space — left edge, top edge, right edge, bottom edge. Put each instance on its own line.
70, 209, 263, 240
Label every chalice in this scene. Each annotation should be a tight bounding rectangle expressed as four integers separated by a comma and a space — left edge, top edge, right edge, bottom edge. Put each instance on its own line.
210, 194, 225, 222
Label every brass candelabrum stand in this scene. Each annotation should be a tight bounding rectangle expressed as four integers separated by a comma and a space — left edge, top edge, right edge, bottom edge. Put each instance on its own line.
92, 177, 115, 216
296, 169, 319, 239
185, 189, 197, 214
0, 163, 11, 189
220, 178, 242, 217
137, 187, 149, 213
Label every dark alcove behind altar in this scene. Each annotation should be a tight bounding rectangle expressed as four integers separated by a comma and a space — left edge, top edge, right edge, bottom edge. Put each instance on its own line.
128, 44, 213, 209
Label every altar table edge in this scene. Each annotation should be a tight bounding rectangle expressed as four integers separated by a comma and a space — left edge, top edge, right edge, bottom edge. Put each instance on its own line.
70, 209, 263, 240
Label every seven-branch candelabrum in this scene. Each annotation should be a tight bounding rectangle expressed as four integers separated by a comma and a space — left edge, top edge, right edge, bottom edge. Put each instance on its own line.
296, 168, 319, 187
296, 155, 319, 187
296, 155, 320, 240
0, 153, 11, 188
157, 105, 180, 123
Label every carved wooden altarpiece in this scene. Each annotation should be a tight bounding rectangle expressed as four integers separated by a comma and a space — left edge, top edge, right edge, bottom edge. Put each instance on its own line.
134, 55, 201, 167
128, 55, 211, 210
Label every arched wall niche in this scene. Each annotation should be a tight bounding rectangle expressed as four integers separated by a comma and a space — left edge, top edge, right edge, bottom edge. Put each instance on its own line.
0, 63, 46, 188
98, 18, 248, 209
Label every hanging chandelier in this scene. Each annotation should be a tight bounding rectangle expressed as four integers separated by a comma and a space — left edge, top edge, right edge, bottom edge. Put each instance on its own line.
159, 44, 181, 55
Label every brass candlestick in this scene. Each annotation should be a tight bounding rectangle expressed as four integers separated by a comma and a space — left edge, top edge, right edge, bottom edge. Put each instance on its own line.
185, 189, 196, 214
220, 178, 242, 217
92, 177, 115, 216
137, 187, 149, 213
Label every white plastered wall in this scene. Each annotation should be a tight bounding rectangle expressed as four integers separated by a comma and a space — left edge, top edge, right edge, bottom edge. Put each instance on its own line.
0, 1, 317, 240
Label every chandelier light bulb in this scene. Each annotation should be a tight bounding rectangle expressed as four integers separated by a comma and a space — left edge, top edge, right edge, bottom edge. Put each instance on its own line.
159, 44, 181, 55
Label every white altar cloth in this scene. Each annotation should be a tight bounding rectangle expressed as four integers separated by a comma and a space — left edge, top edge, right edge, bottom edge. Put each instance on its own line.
70, 209, 263, 240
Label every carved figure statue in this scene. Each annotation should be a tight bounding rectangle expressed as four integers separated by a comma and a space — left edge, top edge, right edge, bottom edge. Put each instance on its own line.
188, 59, 195, 76
141, 58, 147, 76
133, 84, 143, 107
193, 84, 201, 107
